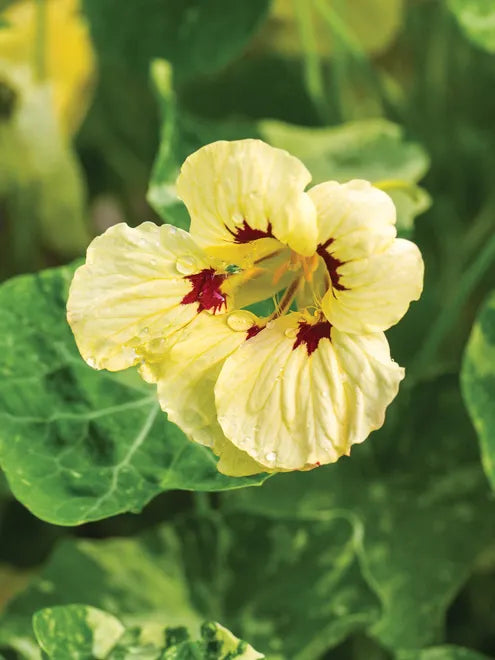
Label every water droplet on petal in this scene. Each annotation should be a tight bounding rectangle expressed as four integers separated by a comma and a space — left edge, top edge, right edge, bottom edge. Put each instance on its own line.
176, 255, 199, 275
284, 326, 298, 338
227, 311, 257, 332
265, 451, 277, 463
86, 356, 98, 369
141, 326, 150, 335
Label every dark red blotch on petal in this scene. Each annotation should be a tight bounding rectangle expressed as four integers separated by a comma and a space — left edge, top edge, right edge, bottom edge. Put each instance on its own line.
293, 319, 332, 355
181, 268, 227, 313
317, 238, 347, 292
246, 324, 263, 340
226, 220, 274, 244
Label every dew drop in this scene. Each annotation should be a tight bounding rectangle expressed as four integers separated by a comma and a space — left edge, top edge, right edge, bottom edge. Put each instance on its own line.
141, 326, 150, 335
176, 255, 199, 275
265, 451, 277, 463
227, 311, 256, 332
86, 356, 97, 369
284, 326, 298, 338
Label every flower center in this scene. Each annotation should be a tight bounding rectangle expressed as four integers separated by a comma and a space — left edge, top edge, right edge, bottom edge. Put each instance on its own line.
181, 268, 227, 313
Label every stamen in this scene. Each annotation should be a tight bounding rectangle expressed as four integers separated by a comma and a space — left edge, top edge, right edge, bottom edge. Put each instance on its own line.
273, 277, 302, 319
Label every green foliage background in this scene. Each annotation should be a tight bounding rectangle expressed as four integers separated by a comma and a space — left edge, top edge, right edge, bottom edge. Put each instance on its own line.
1, 0, 495, 658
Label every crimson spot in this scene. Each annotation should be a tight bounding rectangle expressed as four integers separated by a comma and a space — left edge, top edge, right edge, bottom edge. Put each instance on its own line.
292, 319, 332, 356
317, 238, 347, 292
181, 268, 227, 314
226, 220, 274, 244
246, 324, 263, 340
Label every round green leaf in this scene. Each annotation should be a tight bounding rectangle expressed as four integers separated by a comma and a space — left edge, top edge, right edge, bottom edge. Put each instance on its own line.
0, 264, 269, 526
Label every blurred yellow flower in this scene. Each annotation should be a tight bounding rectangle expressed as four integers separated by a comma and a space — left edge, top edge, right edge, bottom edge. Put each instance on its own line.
67, 139, 424, 476
0, 0, 95, 135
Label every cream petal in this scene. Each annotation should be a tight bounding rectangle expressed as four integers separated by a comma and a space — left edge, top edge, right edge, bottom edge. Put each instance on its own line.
148, 312, 268, 476
321, 238, 424, 333
151, 313, 247, 446
176, 139, 318, 257
67, 222, 218, 371
215, 313, 404, 470
310, 179, 397, 261
215, 435, 271, 477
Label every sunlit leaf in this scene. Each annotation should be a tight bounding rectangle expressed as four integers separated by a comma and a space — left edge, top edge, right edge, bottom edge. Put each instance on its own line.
0, 527, 201, 657
0, 264, 269, 526
461, 291, 495, 489
448, 0, 495, 54
259, 117, 430, 233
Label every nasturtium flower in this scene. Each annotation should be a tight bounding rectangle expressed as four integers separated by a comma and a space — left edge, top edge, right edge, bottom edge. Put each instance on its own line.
67, 139, 424, 476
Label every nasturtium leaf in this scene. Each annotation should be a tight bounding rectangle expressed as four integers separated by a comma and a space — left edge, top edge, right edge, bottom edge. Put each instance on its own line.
223, 378, 495, 652
448, 0, 495, 54
398, 646, 491, 660
33, 605, 125, 659
31, 605, 264, 660
461, 291, 495, 489
0, 528, 201, 657
0, 513, 377, 659
82, 0, 270, 82
176, 512, 380, 659
0, 264, 269, 525
259, 118, 431, 233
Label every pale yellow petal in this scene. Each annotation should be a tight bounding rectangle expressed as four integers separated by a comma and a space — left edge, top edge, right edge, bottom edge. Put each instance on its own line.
176, 139, 318, 257
151, 313, 248, 446
147, 312, 267, 476
310, 179, 397, 261
322, 238, 424, 333
215, 313, 404, 470
214, 436, 269, 477
67, 222, 215, 371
